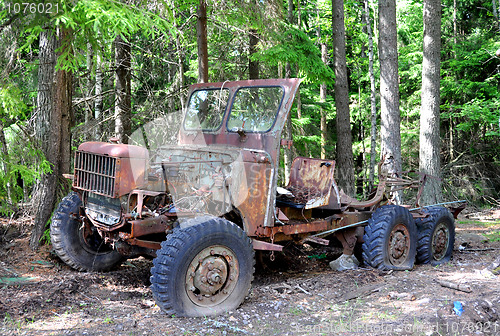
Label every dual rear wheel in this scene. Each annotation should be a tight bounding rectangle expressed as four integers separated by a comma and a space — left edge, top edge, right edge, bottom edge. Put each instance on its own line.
362, 205, 455, 270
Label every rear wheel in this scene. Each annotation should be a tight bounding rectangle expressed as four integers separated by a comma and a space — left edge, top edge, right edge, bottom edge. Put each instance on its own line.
150, 216, 254, 317
50, 192, 123, 271
416, 206, 455, 265
362, 205, 417, 271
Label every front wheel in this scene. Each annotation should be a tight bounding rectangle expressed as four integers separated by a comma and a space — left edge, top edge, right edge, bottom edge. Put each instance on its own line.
362, 205, 417, 271
50, 192, 123, 271
416, 206, 455, 265
150, 216, 255, 317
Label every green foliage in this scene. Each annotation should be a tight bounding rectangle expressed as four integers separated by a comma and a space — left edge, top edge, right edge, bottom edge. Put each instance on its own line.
253, 26, 335, 84
40, 227, 51, 245
0, 85, 50, 210
0, 0, 499, 210
12, 0, 174, 72
0, 84, 26, 119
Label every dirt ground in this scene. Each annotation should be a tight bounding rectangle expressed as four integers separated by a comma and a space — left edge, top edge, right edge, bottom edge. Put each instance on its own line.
0, 209, 499, 336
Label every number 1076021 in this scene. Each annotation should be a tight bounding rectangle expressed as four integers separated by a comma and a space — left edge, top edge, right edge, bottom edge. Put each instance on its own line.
6, 2, 59, 14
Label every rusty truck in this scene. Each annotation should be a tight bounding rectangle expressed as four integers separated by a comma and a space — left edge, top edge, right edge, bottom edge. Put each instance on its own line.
51, 78, 463, 317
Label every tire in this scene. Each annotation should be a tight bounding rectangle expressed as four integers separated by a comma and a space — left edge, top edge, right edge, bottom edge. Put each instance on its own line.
150, 216, 255, 317
50, 192, 123, 272
415, 206, 455, 265
362, 205, 417, 271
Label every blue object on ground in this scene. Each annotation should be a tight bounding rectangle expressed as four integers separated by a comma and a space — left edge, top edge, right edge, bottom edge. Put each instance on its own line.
453, 301, 463, 316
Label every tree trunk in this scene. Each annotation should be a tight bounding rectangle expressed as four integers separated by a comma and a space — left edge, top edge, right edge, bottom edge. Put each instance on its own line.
30, 27, 73, 249
174, 9, 186, 110
320, 43, 328, 160
58, 28, 73, 179
94, 52, 103, 139
333, 0, 355, 196
197, 0, 209, 83
453, 0, 457, 44
283, 63, 293, 184
31, 29, 57, 249
419, 0, 442, 205
283, 0, 295, 185
114, 35, 131, 144
249, 29, 259, 80
85, 43, 93, 141
378, 0, 402, 203
493, 0, 499, 31
364, 0, 377, 191
0, 121, 12, 204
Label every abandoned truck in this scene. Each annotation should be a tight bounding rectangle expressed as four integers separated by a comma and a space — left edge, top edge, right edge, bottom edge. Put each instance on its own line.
51, 78, 464, 317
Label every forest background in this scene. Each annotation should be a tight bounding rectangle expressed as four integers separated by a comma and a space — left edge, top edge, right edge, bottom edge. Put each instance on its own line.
0, 0, 499, 248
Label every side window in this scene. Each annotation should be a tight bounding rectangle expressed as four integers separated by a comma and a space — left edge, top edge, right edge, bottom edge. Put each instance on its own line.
184, 89, 229, 131
227, 86, 284, 132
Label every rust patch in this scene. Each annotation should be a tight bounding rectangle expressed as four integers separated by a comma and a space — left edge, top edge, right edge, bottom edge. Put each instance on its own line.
129, 215, 171, 238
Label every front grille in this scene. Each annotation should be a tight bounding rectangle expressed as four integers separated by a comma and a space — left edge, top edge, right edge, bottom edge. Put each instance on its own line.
74, 151, 118, 197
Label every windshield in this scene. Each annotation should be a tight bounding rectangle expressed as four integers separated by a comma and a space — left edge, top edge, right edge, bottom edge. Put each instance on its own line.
227, 86, 284, 133
183, 88, 229, 131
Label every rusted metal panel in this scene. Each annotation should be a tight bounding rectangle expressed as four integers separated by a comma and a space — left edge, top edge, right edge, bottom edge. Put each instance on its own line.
74, 143, 148, 198
280, 207, 312, 220
129, 215, 171, 238
337, 211, 373, 227
252, 239, 283, 251
125, 238, 161, 250
256, 217, 333, 237
230, 160, 271, 234
286, 157, 336, 209
78, 142, 149, 158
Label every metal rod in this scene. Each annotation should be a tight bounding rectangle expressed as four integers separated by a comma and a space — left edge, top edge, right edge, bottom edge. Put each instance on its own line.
310, 220, 369, 238
409, 200, 466, 211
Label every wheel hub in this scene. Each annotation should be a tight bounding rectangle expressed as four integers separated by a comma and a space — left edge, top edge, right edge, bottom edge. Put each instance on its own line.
186, 245, 238, 307
388, 223, 411, 265
432, 222, 449, 261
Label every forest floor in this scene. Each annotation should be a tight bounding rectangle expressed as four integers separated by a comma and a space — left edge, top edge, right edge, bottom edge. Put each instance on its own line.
0, 209, 499, 336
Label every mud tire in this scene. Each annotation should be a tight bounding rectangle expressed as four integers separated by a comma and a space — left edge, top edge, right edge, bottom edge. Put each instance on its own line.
50, 192, 123, 272
150, 216, 255, 317
415, 206, 455, 265
362, 205, 417, 271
